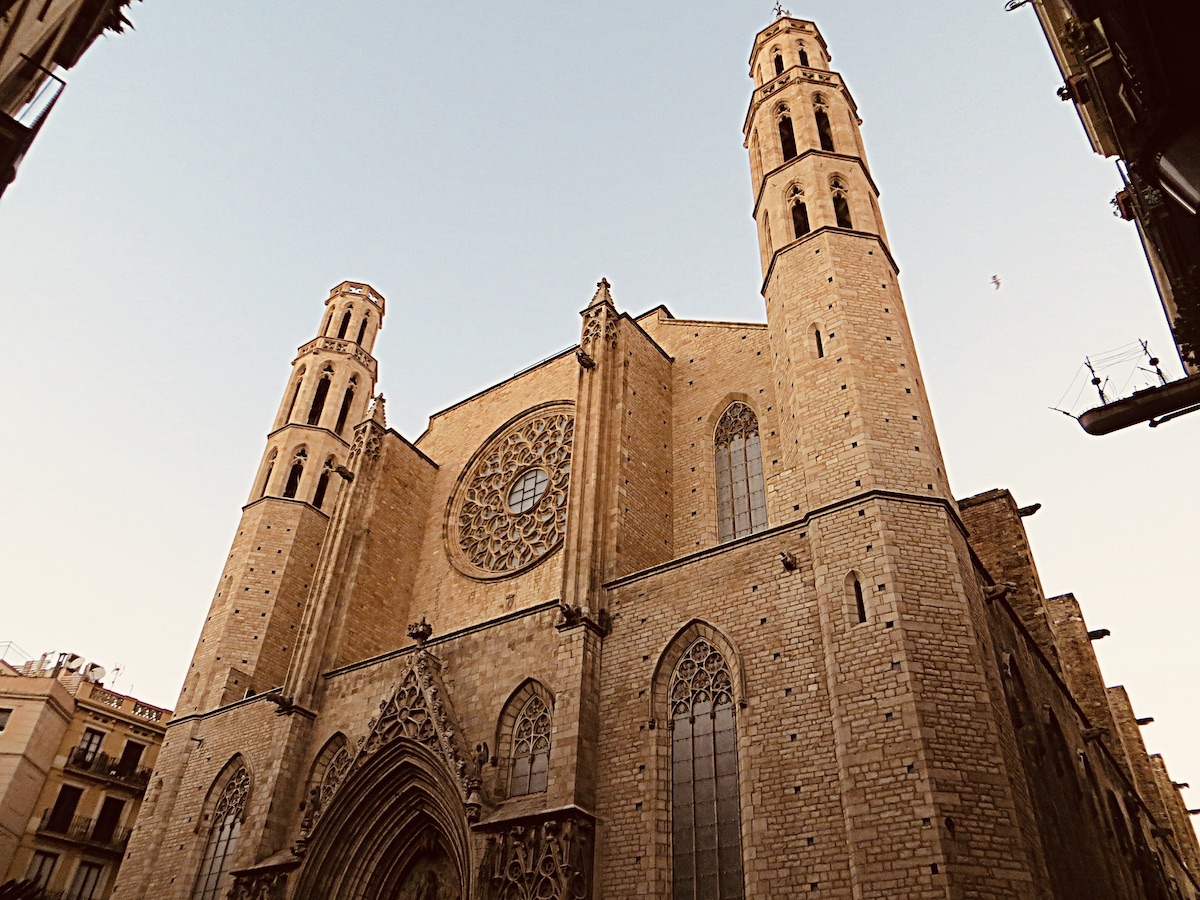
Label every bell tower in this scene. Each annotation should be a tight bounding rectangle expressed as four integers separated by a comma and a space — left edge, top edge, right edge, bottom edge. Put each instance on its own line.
744, 17, 1040, 895
177, 281, 385, 715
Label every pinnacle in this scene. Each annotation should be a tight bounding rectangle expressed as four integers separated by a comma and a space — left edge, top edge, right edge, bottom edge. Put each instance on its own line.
369, 393, 387, 426
589, 277, 614, 308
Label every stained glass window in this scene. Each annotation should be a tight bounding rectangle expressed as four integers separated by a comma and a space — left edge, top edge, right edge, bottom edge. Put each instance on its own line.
671, 640, 744, 900
509, 695, 551, 796
715, 403, 767, 542
191, 766, 249, 900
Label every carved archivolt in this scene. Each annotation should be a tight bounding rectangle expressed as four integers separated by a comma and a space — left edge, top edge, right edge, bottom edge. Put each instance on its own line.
479, 816, 592, 900
448, 405, 574, 579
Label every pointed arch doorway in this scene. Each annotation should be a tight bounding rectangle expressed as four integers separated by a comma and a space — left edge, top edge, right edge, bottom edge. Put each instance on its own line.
294, 738, 470, 899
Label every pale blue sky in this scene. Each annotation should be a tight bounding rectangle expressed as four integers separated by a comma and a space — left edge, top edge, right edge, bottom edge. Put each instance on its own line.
1, 2, 1196, 818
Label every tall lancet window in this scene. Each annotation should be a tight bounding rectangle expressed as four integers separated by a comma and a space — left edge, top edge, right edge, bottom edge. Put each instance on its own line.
671, 639, 744, 900
307, 365, 334, 426
714, 403, 767, 542
191, 765, 249, 900
788, 186, 810, 238
509, 694, 552, 797
776, 104, 797, 162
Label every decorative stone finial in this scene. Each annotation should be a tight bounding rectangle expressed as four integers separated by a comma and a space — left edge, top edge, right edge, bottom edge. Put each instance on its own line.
369, 393, 387, 426
588, 277, 613, 308
407, 617, 433, 646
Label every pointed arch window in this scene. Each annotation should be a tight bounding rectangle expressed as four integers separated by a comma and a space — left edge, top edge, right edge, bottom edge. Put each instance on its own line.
191, 766, 249, 900
797, 44, 810, 67
671, 639, 744, 900
283, 448, 306, 499
335, 375, 357, 435
307, 366, 333, 426
509, 694, 552, 796
831, 178, 853, 229
788, 186, 809, 238
284, 367, 305, 423
715, 403, 767, 542
313, 458, 334, 509
260, 449, 277, 499
773, 51, 784, 76
337, 308, 352, 340
355, 313, 369, 345
776, 105, 797, 162
814, 105, 835, 152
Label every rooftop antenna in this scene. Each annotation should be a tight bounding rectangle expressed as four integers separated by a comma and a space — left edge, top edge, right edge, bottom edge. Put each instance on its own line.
1084, 357, 1109, 405
1139, 340, 1168, 386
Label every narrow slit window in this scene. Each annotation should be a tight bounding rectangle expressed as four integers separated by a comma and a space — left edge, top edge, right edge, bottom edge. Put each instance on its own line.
815, 107, 835, 152
671, 639, 744, 900
853, 578, 866, 623
715, 402, 767, 542
814, 329, 824, 359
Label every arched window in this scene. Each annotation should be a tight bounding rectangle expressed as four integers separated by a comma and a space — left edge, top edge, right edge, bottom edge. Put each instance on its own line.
284, 367, 305, 423
715, 402, 767, 542
848, 573, 867, 623
777, 107, 797, 162
260, 449, 277, 499
773, 51, 784, 76
788, 186, 809, 238
321, 311, 333, 336
814, 106, 835, 152
337, 309, 352, 340
797, 44, 810, 67
670, 639, 744, 900
304, 735, 350, 832
509, 695, 551, 796
307, 366, 333, 426
191, 764, 250, 900
335, 376, 357, 434
283, 448, 306, 499
831, 178, 853, 229
814, 326, 824, 359
355, 313, 369, 345
313, 458, 334, 509
497, 681, 554, 799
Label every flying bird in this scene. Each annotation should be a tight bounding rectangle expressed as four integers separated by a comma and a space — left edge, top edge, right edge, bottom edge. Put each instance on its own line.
991, 275, 1002, 291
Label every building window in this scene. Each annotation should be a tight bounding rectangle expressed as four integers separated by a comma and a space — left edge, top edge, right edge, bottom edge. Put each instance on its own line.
191, 765, 250, 900
814, 327, 824, 359
283, 448, 306, 499
789, 186, 810, 238
797, 44, 810, 67
773, 51, 784, 76
337, 309, 352, 339
0, 707, 11, 734
260, 449, 277, 499
334, 376, 357, 434
67, 861, 104, 900
313, 459, 334, 510
509, 694, 552, 796
45, 784, 83, 833
355, 313, 369, 345
814, 106, 835, 152
507, 468, 550, 514
715, 403, 767, 542
670, 639, 744, 900
27, 851, 58, 889
831, 177, 853, 229
307, 366, 334, 426
284, 367, 305, 423
77, 727, 105, 763
851, 575, 866, 623
777, 109, 797, 162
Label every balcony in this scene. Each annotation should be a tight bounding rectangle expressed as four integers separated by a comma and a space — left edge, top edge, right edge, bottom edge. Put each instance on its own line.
76, 681, 171, 726
36, 811, 131, 853
0, 58, 66, 198
64, 746, 152, 791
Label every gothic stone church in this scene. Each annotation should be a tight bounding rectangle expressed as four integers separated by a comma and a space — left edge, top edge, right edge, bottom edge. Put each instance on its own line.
114, 16, 1200, 900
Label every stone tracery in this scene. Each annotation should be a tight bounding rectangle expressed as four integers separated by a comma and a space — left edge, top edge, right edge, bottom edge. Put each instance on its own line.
450, 407, 574, 577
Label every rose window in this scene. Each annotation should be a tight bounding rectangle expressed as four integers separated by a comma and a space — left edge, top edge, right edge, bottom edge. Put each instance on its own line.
448, 405, 574, 578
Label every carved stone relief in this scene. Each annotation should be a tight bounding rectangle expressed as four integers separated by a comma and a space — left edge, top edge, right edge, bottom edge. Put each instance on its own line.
478, 816, 593, 900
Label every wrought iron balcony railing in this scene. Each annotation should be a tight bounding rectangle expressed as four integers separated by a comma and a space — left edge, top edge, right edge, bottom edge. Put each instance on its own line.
64, 746, 153, 790
36, 810, 131, 852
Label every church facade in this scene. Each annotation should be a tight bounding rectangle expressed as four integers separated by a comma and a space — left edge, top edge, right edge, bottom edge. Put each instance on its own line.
113, 16, 1199, 900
